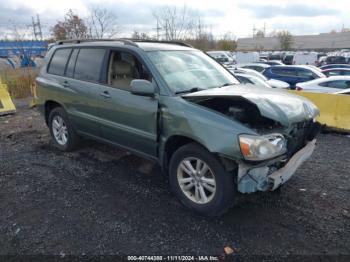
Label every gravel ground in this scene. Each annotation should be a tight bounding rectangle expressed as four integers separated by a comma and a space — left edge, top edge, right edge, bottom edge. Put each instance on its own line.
0, 100, 349, 261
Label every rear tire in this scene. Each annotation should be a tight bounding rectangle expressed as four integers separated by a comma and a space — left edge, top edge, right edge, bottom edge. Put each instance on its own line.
169, 143, 235, 216
48, 107, 79, 152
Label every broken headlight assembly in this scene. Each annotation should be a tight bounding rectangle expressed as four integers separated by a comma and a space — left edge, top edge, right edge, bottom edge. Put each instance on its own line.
239, 134, 287, 161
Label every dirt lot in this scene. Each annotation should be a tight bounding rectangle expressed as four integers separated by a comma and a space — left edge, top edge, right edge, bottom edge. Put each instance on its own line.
0, 100, 349, 260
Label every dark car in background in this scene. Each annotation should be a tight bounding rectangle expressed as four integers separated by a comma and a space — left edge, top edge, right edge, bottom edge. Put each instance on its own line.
282, 54, 294, 65
262, 65, 326, 88
325, 56, 347, 64
319, 64, 350, 70
322, 68, 350, 77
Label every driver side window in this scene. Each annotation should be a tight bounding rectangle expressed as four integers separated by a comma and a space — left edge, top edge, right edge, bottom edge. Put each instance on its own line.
107, 51, 152, 91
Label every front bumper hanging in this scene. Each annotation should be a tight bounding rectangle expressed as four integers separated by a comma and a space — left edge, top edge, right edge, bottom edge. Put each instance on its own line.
237, 139, 317, 193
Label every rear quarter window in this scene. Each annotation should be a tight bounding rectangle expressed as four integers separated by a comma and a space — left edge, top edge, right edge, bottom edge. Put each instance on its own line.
74, 48, 106, 82
47, 48, 72, 76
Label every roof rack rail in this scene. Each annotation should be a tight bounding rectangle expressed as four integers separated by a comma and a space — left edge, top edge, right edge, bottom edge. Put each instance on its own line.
126, 39, 193, 48
55, 38, 138, 47
54, 38, 193, 48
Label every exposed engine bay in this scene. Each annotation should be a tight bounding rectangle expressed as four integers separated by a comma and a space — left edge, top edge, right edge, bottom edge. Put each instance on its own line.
184, 96, 283, 132
184, 96, 320, 155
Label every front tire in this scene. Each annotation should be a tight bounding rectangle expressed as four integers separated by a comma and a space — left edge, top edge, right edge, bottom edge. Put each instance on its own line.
169, 143, 235, 216
48, 107, 79, 152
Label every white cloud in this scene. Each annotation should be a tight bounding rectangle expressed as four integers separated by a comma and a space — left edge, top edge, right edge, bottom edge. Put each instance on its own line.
0, 0, 348, 38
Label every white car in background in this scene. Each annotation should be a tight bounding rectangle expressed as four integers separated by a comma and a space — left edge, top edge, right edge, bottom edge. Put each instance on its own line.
207, 51, 235, 65
334, 88, 350, 95
234, 73, 272, 89
236, 63, 270, 72
293, 52, 318, 66
296, 76, 350, 93
231, 68, 290, 89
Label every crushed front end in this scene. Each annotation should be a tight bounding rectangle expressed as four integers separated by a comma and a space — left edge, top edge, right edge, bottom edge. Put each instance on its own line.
237, 120, 321, 193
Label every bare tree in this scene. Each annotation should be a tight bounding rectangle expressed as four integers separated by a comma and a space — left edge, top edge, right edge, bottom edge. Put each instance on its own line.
131, 31, 151, 40
87, 6, 119, 39
51, 10, 87, 40
152, 5, 194, 40
187, 17, 215, 50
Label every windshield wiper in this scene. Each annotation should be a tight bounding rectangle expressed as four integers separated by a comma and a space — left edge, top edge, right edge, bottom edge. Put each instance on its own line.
175, 87, 202, 95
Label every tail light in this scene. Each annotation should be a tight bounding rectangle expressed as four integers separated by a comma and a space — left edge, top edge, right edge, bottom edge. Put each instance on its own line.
296, 86, 303, 91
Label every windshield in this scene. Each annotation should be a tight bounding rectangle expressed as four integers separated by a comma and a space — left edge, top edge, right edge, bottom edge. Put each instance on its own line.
147, 50, 239, 93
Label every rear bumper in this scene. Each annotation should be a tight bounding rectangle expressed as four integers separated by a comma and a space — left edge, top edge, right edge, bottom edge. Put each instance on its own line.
237, 139, 316, 193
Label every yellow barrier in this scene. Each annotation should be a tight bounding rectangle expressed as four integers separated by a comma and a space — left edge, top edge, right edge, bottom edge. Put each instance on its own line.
0, 81, 16, 116
291, 91, 350, 132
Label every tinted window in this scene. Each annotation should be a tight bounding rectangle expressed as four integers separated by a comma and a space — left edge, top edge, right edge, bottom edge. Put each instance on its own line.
48, 48, 72, 76
66, 49, 79, 78
326, 56, 346, 64
326, 80, 350, 89
297, 69, 315, 78
74, 48, 106, 82
271, 67, 296, 76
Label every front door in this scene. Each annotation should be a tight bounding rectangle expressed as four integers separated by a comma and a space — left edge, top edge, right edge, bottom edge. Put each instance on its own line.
97, 50, 159, 157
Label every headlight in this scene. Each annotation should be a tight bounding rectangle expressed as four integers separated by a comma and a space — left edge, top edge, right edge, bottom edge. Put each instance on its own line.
239, 134, 287, 161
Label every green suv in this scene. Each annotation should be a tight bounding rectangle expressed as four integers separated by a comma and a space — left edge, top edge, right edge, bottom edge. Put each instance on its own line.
35, 39, 320, 216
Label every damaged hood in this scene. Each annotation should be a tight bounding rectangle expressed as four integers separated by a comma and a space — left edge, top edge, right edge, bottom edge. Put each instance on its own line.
182, 85, 319, 126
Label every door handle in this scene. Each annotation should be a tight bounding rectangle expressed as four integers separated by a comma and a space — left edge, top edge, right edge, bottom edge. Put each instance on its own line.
62, 81, 70, 88
100, 90, 111, 98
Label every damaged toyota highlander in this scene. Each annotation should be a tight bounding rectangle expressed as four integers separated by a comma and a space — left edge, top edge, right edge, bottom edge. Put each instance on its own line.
35, 39, 321, 216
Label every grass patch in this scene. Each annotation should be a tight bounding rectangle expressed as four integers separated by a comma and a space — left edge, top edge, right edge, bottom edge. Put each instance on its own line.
0, 68, 38, 99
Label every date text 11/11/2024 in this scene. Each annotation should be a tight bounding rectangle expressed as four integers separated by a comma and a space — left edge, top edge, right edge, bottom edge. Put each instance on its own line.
127, 255, 220, 261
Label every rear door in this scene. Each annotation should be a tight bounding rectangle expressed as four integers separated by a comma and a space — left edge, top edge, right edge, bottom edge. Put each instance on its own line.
97, 49, 159, 157
62, 47, 107, 136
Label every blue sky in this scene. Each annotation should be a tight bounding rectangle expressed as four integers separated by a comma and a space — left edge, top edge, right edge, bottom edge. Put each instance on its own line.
0, 0, 348, 38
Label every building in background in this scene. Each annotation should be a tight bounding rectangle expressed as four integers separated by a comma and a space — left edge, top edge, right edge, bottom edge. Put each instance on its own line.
237, 32, 350, 51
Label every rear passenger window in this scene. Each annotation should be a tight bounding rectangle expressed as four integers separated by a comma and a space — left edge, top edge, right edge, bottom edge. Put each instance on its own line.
74, 48, 106, 82
327, 80, 350, 89
66, 49, 79, 78
48, 48, 72, 76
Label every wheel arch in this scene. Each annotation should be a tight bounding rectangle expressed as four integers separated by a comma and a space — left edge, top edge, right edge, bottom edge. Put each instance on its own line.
162, 135, 204, 173
44, 100, 64, 125
162, 135, 238, 175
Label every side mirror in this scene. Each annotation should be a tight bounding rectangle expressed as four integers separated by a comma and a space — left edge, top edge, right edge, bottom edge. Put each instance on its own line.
130, 79, 155, 97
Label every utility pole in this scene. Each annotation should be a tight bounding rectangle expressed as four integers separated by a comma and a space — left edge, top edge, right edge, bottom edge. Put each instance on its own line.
31, 14, 42, 40
165, 21, 169, 41
252, 25, 256, 38
154, 18, 161, 40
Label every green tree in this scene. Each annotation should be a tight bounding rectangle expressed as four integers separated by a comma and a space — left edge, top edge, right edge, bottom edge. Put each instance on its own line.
277, 30, 294, 50
51, 10, 87, 40
217, 39, 237, 51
